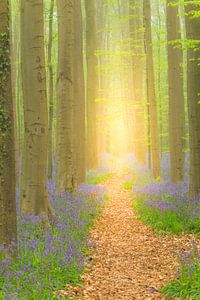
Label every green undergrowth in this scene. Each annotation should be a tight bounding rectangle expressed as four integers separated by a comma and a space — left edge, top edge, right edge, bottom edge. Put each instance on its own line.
162, 280, 200, 300
132, 181, 200, 298
124, 181, 134, 190
161, 241, 200, 300
134, 197, 183, 235
123, 154, 200, 299
134, 196, 200, 235
0, 184, 106, 300
123, 171, 155, 191
87, 171, 115, 185
135, 196, 200, 299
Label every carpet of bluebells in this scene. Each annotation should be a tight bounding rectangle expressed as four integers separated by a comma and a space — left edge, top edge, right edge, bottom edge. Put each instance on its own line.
123, 152, 200, 298
123, 152, 200, 234
0, 179, 106, 300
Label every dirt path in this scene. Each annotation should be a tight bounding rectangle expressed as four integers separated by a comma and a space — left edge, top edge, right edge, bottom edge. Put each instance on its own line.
66, 176, 196, 299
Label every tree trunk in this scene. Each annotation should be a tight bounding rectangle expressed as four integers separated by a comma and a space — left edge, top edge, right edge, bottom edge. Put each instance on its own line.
47, 0, 54, 179
0, 0, 17, 246
20, 0, 53, 216
73, 0, 86, 185
85, 0, 98, 170
129, 0, 146, 164
167, 0, 185, 183
10, 0, 19, 191
143, 0, 161, 178
157, 1, 163, 158
56, 0, 74, 191
185, 2, 200, 196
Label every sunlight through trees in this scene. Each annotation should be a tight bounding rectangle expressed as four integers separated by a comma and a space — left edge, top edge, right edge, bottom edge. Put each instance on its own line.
1, 0, 200, 298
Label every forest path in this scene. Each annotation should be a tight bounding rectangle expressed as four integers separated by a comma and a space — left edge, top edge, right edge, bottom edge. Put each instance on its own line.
67, 175, 194, 300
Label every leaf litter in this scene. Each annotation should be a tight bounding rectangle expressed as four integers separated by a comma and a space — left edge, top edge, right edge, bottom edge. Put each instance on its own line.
58, 176, 199, 300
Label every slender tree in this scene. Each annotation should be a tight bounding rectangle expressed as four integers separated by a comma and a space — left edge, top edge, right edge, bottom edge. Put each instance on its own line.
47, 0, 55, 179
129, 0, 146, 164
143, 0, 161, 178
10, 0, 19, 188
0, 0, 17, 246
20, 0, 53, 216
167, 0, 185, 183
73, 0, 86, 185
85, 0, 98, 169
156, 0, 163, 157
185, 2, 200, 196
56, 0, 74, 191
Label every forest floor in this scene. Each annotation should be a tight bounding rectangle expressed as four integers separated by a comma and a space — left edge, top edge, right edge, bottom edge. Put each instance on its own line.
61, 175, 197, 300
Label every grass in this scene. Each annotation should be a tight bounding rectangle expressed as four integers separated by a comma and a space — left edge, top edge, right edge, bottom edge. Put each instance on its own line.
130, 170, 200, 298
161, 241, 200, 299
134, 190, 200, 299
125, 171, 200, 235
122, 153, 200, 299
134, 192, 200, 235
123, 169, 157, 191
87, 171, 114, 185
134, 197, 184, 234
124, 180, 134, 190
0, 183, 105, 300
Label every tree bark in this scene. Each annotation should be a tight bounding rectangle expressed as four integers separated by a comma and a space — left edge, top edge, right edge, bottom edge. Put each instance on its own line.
10, 0, 19, 190
157, 1, 163, 158
129, 0, 146, 164
73, 0, 86, 185
0, 0, 17, 246
167, 0, 185, 183
143, 0, 161, 178
85, 0, 98, 170
20, 0, 53, 216
185, 2, 200, 196
47, 0, 54, 179
56, 0, 74, 191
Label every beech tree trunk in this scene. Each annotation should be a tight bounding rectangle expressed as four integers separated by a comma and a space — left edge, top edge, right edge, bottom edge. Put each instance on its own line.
47, 0, 54, 179
56, 0, 74, 191
0, 0, 17, 246
143, 0, 161, 178
10, 0, 19, 190
167, 0, 185, 183
185, 2, 200, 196
85, 0, 98, 170
129, 0, 146, 164
20, 0, 53, 216
73, 0, 86, 185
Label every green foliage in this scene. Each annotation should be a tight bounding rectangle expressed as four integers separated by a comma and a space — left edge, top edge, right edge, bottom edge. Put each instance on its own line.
123, 170, 155, 191
162, 280, 200, 300
124, 181, 134, 190
87, 171, 115, 185
0, 30, 12, 175
0, 32, 10, 77
161, 242, 200, 299
134, 194, 200, 235
0, 189, 105, 299
134, 197, 184, 235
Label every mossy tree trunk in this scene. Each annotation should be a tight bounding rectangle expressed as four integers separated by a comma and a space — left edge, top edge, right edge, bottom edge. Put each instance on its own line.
0, 0, 17, 247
